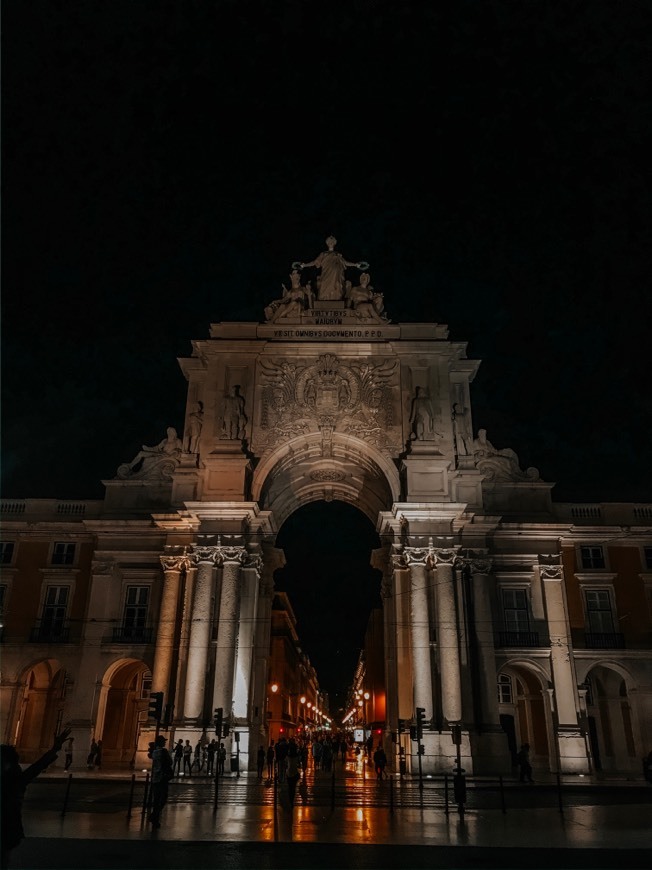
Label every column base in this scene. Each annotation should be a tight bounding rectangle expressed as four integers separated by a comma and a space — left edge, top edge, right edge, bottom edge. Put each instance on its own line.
468, 727, 513, 775
409, 730, 472, 775
557, 729, 590, 774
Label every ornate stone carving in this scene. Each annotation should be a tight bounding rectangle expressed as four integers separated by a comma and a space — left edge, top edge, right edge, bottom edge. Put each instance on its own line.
405, 547, 435, 568
214, 546, 248, 568
540, 563, 563, 581
189, 545, 221, 565
91, 561, 114, 575
431, 547, 460, 568
472, 429, 540, 482
259, 354, 397, 449
117, 427, 183, 481
310, 469, 346, 482
464, 554, 493, 575
184, 402, 204, 454
295, 235, 368, 302
348, 272, 386, 322
409, 388, 441, 442
160, 555, 190, 572
264, 269, 311, 322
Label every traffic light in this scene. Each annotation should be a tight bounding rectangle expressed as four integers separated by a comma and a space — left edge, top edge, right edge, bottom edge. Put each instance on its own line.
222, 717, 230, 738
415, 707, 426, 740
398, 719, 406, 735
409, 725, 418, 741
214, 707, 223, 736
148, 692, 163, 722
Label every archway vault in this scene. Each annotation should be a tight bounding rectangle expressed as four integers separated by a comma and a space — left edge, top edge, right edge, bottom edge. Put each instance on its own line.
252, 432, 400, 528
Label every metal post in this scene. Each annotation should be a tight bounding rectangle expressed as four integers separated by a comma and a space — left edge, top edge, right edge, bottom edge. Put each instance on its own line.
213, 755, 220, 812
389, 774, 394, 814
126, 773, 136, 820
331, 764, 335, 811
141, 772, 150, 819
273, 771, 278, 842
417, 744, 424, 791
499, 773, 506, 814
444, 773, 449, 815
61, 773, 73, 817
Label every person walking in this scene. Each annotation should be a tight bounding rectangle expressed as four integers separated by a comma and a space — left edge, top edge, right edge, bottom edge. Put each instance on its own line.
172, 739, 184, 777
517, 743, 534, 783
192, 740, 203, 774
206, 740, 216, 777
217, 742, 227, 776
2, 727, 71, 868
266, 742, 275, 780
256, 745, 266, 781
63, 736, 74, 771
148, 735, 173, 830
373, 744, 387, 781
182, 740, 193, 776
285, 739, 301, 807
86, 739, 98, 770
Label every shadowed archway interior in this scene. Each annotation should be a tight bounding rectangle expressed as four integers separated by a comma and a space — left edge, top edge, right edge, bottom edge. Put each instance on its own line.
274, 500, 382, 712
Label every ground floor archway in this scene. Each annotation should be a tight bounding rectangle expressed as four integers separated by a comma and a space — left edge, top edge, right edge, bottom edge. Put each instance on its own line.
95, 658, 151, 768
581, 662, 640, 775
14, 659, 66, 762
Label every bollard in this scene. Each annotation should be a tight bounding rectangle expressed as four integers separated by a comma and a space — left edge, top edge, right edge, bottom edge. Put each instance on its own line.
61, 773, 73, 818
331, 765, 335, 811
126, 773, 136, 820
444, 773, 449, 816
213, 764, 220, 812
499, 774, 506, 814
141, 772, 150, 819
556, 772, 564, 814
389, 774, 394, 814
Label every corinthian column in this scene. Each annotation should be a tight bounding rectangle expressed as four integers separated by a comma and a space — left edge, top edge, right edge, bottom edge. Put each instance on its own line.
432, 547, 462, 724
183, 546, 219, 721
153, 556, 188, 695
405, 547, 435, 720
466, 554, 501, 728
212, 546, 247, 716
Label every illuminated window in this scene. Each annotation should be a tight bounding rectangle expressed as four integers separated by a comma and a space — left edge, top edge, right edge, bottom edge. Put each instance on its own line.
585, 589, 614, 634
502, 589, 529, 632
497, 674, 513, 703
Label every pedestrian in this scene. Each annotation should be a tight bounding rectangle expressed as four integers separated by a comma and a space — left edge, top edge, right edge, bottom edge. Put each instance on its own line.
86, 738, 98, 769
1, 727, 71, 868
256, 745, 266, 781
206, 739, 216, 776
275, 736, 288, 782
286, 739, 301, 807
517, 743, 534, 783
217, 742, 227, 776
63, 736, 74, 771
193, 740, 203, 774
172, 739, 184, 777
365, 733, 373, 760
148, 735, 173, 830
373, 744, 387, 781
94, 740, 102, 770
266, 742, 275, 780
182, 740, 193, 776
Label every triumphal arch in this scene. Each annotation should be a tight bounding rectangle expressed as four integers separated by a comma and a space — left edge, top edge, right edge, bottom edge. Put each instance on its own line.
107, 237, 588, 775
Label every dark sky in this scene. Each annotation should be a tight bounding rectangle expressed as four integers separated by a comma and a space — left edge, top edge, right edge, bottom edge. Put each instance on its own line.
3, 2, 651, 705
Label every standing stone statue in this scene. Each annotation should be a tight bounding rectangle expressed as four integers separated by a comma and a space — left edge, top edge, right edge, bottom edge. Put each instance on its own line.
409, 387, 435, 441
221, 386, 247, 440
298, 235, 368, 302
184, 402, 204, 453
452, 402, 471, 457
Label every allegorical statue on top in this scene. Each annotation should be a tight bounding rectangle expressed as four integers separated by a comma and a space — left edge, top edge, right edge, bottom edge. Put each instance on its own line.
116, 427, 183, 480
295, 235, 369, 301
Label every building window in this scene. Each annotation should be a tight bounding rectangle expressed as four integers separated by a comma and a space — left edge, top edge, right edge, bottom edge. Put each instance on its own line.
122, 586, 149, 639
40, 586, 69, 638
502, 589, 530, 632
0, 542, 15, 564
585, 589, 615, 634
497, 674, 513, 704
643, 546, 652, 570
52, 542, 76, 565
580, 546, 605, 570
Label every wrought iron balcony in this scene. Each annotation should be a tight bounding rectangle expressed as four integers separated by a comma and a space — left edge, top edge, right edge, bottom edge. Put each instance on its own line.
584, 632, 625, 649
29, 624, 70, 643
496, 631, 540, 648
111, 626, 153, 643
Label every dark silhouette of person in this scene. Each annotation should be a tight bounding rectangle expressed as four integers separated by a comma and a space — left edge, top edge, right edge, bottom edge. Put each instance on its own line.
266, 742, 275, 780
148, 735, 173, 829
517, 743, 534, 783
286, 739, 301, 807
2, 727, 71, 867
256, 746, 266, 781
172, 739, 184, 777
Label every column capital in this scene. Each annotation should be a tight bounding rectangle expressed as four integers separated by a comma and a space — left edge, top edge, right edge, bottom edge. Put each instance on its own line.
539, 555, 563, 581
190, 544, 221, 565
462, 551, 493, 575
391, 550, 408, 570
159, 555, 190, 572
404, 547, 434, 568
214, 545, 248, 567
430, 546, 461, 568
91, 560, 115, 575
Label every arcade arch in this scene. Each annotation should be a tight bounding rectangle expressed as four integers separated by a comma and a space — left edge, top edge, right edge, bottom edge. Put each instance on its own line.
497, 662, 552, 771
578, 662, 640, 774
95, 658, 151, 768
14, 659, 67, 761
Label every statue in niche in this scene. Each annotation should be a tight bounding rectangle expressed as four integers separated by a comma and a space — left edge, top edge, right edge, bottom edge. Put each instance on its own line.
184, 402, 204, 453
117, 427, 183, 480
337, 377, 351, 409
348, 272, 385, 321
221, 385, 247, 440
264, 269, 311, 322
472, 428, 540, 481
296, 235, 368, 302
452, 402, 471, 457
409, 387, 436, 441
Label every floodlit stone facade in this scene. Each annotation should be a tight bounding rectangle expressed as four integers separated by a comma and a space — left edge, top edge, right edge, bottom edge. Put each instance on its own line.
2, 240, 651, 776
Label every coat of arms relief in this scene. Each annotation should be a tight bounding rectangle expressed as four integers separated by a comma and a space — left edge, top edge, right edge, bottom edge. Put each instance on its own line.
258, 354, 398, 452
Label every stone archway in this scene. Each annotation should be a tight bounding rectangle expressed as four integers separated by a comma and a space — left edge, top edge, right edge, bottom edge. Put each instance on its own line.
96, 658, 151, 769
498, 662, 552, 772
580, 662, 639, 774
15, 659, 66, 761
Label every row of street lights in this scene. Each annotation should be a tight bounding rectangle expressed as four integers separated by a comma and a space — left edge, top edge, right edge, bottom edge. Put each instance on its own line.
268, 682, 332, 738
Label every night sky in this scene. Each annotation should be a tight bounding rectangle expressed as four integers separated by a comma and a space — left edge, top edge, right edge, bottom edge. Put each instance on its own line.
3, 2, 651, 707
